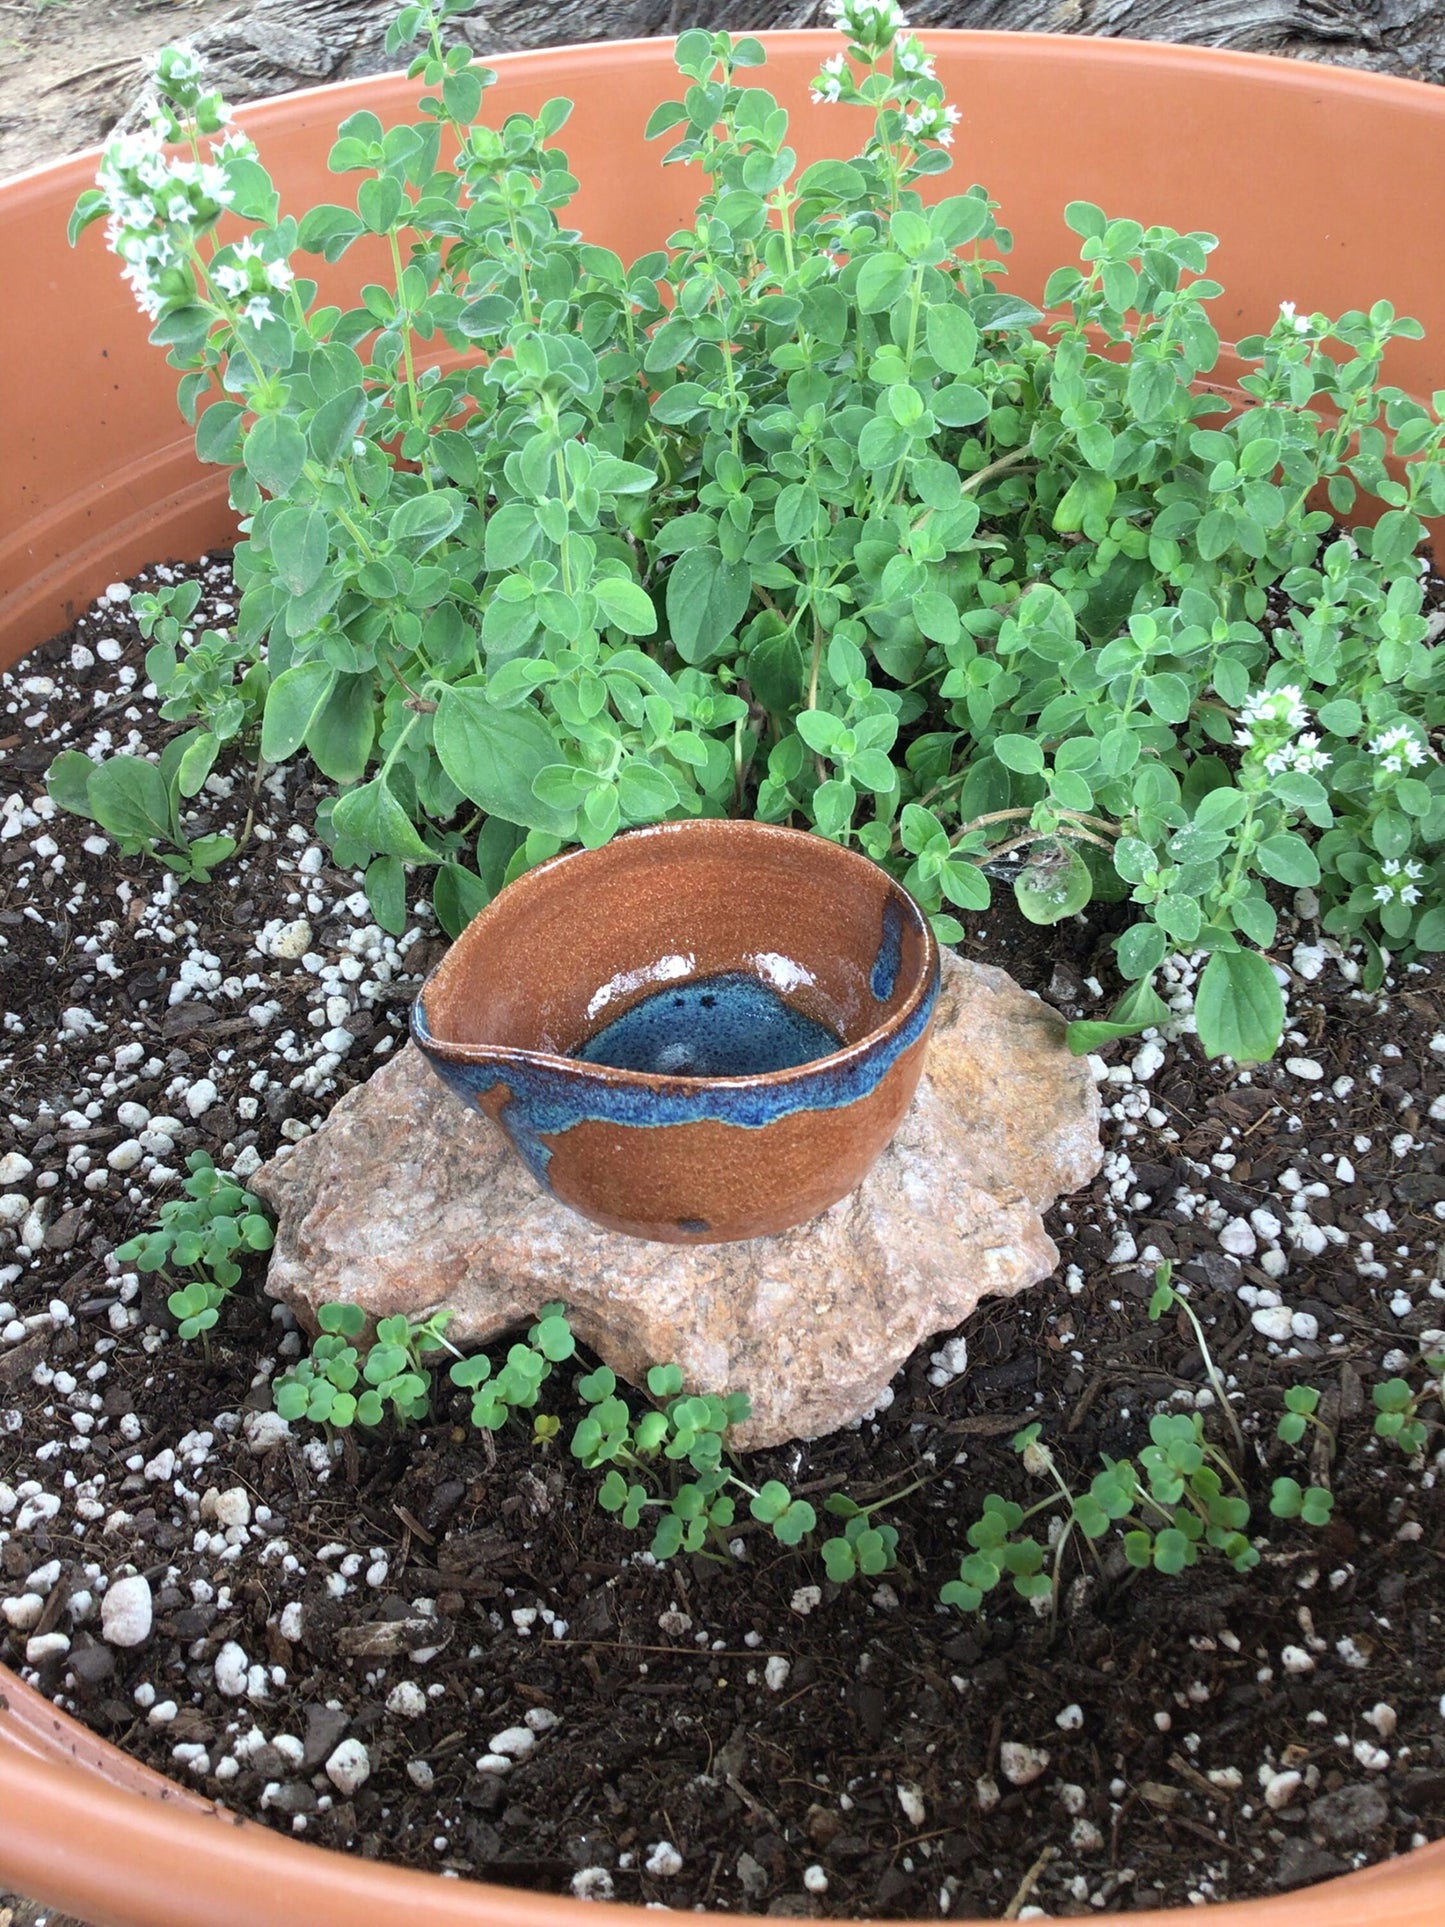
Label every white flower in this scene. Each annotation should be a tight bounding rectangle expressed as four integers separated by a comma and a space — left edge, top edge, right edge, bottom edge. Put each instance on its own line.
825, 0, 909, 45
810, 57, 847, 104
1369, 723, 1427, 773
902, 99, 961, 146
1373, 883, 1394, 904
1236, 684, 1310, 751
1382, 860, 1402, 877
1401, 884, 1422, 905
1278, 299, 1310, 335
1405, 860, 1424, 879
893, 34, 936, 78
243, 296, 276, 324
211, 263, 248, 299
266, 259, 294, 291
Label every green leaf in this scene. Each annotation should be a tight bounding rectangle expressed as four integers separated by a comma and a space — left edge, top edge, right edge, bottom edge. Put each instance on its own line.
262, 661, 337, 763
1256, 833, 1321, 888
434, 686, 576, 837
593, 575, 658, 637
243, 414, 307, 498
665, 548, 751, 664
308, 386, 367, 466
925, 303, 979, 375
992, 733, 1045, 776
269, 506, 329, 596
87, 756, 173, 845
332, 773, 435, 863
307, 672, 375, 784
196, 400, 245, 466
46, 750, 98, 818
856, 252, 911, 313
389, 491, 464, 552
1015, 843, 1093, 925
433, 862, 491, 939
1194, 948, 1284, 1064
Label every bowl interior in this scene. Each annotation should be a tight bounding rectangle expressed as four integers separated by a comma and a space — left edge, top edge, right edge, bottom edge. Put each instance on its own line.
420, 824, 932, 1075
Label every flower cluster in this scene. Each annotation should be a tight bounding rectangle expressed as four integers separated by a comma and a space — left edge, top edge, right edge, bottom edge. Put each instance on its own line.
1373, 858, 1425, 906
809, 51, 849, 105
1277, 300, 1313, 336
210, 236, 295, 326
1369, 722, 1429, 777
1234, 683, 1309, 746
96, 132, 233, 319
1234, 685, 1332, 779
810, 8, 960, 150
825, 0, 909, 49
902, 100, 961, 146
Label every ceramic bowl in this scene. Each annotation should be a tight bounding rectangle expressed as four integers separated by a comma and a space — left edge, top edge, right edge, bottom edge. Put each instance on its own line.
410, 820, 940, 1243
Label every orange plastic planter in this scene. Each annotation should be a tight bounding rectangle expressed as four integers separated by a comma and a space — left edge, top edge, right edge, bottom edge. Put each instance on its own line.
2, 30, 1445, 1925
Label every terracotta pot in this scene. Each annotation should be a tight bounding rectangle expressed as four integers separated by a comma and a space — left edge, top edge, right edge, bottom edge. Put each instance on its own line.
3, 27, 1445, 1926
412, 819, 939, 1240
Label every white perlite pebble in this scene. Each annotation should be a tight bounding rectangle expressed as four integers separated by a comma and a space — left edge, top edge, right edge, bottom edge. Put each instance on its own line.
645, 1842, 684, 1878
1264, 1769, 1303, 1810
803, 1866, 829, 1895
214, 1642, 250, 1697
268, 918, 313, 961
1251, 1305, 1296, 1342
100, 1573, 153, 1648
1, 1594, 45, 1632
524, 1707, 560, 1734
790, 1585, 823, 1617
212, 1488, 251, 1530
386, 1680, 428, 1719
185, 1078, 219, 1120
571, 1869, 615, 1902
26, 1632, 71, 1665
407, 1760, 435, 1791
488, 1725, 535, 1760
897, 1782, 927, 1826
1285, 1057, 1324, 1081
325, 1738, 371, 1795
764, 1655, 791, 1691
1219, 1219, 1257, 1258
1055, 1703, 1084, 1730
0, 1153, 33, 1186
999, 1741, 1051, 1786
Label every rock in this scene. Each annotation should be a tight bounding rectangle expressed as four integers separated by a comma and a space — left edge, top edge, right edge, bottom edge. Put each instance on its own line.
1307, 1781, 1391, 1848
256, 951, 1102, 1447
302, 1701, 351, 1769
100, 1573, 153, 1648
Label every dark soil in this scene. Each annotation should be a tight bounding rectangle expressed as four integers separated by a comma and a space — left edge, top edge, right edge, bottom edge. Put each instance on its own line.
1, 561, 1444, 1919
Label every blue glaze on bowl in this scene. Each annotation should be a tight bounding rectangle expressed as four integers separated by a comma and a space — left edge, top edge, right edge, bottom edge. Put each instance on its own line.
870, 897, 904, 1003
576, 973, 843, 1079
410, 952, 940, 1195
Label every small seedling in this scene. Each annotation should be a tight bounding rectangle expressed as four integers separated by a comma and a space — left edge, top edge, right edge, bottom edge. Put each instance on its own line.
274, 1303, 452, 1428
1372, 1357, 1444, 1456
1276, 1384, 1335, 1448
133, 578, 269, 792
114, 1151, 273, 1354
941, 1410, 1336, 1618
47, 734, 238, 882
1149, 1262, 1245, 1458
1268, 1476, 1335, 1527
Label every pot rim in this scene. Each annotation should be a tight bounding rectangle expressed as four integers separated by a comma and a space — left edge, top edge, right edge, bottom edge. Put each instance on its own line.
411, 819, 940, 1090
6, 29, 1445, 1927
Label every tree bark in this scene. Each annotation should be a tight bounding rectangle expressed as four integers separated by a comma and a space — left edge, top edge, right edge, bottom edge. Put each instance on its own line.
184, 0, 1445, 105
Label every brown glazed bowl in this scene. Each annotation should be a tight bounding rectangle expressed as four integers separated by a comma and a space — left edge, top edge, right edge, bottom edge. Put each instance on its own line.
410, 820, 940, 1242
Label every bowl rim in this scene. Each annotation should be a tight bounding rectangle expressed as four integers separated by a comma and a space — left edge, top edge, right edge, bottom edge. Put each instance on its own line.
411, 820, 941, 1092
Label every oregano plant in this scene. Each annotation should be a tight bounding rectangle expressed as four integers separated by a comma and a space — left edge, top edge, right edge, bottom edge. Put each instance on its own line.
60, 0, 1445, 1064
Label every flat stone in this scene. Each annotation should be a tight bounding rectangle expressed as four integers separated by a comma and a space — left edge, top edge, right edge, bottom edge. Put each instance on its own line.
255, 951, 1101, 1447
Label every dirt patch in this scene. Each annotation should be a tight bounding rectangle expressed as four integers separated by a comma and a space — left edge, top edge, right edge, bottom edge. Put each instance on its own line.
1, 559, 1443, 1919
